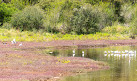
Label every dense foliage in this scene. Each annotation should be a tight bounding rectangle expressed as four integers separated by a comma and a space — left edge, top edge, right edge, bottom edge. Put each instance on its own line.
0, 0, 137, 38
0, 3, 17, 26
11, 6, 44, 31
70, 7, 101, 34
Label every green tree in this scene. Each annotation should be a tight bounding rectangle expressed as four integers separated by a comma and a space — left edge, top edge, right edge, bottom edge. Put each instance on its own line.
0, 3, 17, 26
70, 7, 101, 34
11, 6, 44, 31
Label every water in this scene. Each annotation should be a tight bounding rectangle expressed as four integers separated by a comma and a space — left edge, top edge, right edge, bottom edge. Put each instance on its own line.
42, 45, 137, 81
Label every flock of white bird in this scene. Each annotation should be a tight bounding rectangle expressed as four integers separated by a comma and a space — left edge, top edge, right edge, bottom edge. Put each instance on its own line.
104, 50, 136, 57
72, 50, 85, 57
11, 39, 22, 46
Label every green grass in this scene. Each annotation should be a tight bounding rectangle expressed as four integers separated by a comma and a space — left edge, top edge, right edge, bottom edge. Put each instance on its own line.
0, 28, 131, 42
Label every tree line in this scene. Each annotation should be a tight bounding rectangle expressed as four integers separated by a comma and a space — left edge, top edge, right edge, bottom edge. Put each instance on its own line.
0, 0, 137, 36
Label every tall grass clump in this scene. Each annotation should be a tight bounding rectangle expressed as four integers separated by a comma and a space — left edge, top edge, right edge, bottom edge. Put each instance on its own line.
11, 6, 44, 31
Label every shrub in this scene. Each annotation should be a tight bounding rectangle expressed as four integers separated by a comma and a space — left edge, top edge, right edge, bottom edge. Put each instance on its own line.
96, 2, 115, 28
11, 6, 44, 31
121, 4, 134, 23
2, 23, 12, 29
102, 25, 129, 34
70, 5, 101, 34
41, 0, 82, 34
130, 19, 137, 36
128, 4, 137, 38
0, 3, 17, 26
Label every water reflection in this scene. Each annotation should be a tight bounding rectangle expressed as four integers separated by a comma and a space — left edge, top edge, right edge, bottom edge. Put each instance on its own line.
41, 45, 137, 81
104, 50, 136, 66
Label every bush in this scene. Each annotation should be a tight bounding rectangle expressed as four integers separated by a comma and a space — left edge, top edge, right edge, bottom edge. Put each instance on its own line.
41, 0, 82, 34
128, 4, 137, 38
130, 19, 137, 35
102, 25, 129, 34
96, 2, 115, 28
1, 23, 12, 29
70, 5, 101, 34
0, 3, 17, 26
11, 6, 44, 31
121, 4, 133, 23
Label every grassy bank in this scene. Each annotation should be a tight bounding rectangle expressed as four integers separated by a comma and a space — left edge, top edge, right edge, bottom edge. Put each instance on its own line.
0, 28, 131, 42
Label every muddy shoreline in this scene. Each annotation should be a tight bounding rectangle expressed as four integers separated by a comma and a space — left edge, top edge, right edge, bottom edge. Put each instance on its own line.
1, 39, 137, 48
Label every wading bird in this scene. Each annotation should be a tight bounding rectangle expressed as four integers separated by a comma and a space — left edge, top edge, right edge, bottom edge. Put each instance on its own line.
72, 49, 75, 57
11, 39, 16, 44
82, 51, 84, 57
73, 53, 75, 57
19, 43, 22, 46
73, 49, 75, 54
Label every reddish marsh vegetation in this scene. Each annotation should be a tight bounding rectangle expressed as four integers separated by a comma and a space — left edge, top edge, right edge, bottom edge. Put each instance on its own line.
0, 41, 111, 81
0, 39, 137, 80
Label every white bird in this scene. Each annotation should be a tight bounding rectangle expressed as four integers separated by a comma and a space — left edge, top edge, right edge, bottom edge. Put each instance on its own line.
108, 51, 110, 53
114, 51, 119, 54
72, 49, 75, 57
49, 52, 53, 54
134, 50, 136, 55
129, 51, 134, 54
129, 54, 134, 57
122, 51, 125, 54
111, 51, 114, 53
19, 43, 22, 46
82, 51, 84, 54
104, 54, 107, 56
82, 51, 84, 57
114, 54, 118, 57
82, 53, 84, 57
125, 50, 128, 53
73, 53, 75, 57
11, 39, 16, 44
13, 39, 16, 43
11, 41, 14, 44
73, 49, 75, 54
104, 51, 107, 54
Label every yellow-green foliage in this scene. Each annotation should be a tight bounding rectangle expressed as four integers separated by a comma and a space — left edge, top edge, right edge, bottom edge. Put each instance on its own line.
102, 25, 129, 34
0, 28, 130, 42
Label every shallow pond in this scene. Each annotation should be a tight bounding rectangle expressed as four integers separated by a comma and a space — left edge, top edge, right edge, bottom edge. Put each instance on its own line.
43, 45, 137, 81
